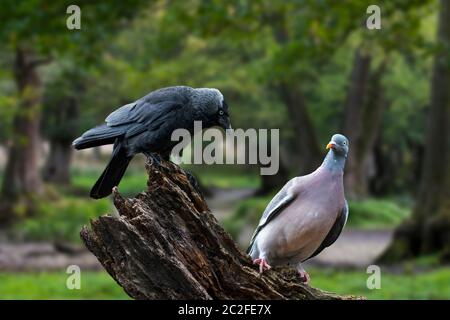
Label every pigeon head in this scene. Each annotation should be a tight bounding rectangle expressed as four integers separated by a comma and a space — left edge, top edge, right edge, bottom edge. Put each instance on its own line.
192, 88, 232, 130
326, 134, 349, 157
322, 134, 349, 171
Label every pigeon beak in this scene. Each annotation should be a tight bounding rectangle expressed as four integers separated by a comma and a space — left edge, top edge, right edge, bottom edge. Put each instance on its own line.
326, 142, 336, 150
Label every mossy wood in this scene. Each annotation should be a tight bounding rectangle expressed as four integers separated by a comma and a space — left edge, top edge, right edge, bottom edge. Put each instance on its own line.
81, 159, 354, 300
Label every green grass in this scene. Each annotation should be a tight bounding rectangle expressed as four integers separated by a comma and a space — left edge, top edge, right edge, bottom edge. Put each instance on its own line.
310, 267, 450, 299
0, 271, 129, 299
72, 164, 260, 194
347, 199, 411, 229
223, 194, 274, 239
1, 268, 448, 299
13, 197, 112, 243
71, 167, 147, 197
183, 164, 261, 189
198, 171, 260, 189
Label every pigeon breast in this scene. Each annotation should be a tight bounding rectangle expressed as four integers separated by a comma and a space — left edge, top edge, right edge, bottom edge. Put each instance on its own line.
254, 166, 345, 266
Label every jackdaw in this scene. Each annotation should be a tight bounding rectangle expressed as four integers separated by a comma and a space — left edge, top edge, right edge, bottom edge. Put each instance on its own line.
73, 86, 231, 199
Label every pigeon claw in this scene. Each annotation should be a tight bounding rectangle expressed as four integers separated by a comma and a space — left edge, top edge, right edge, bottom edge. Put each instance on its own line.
253, 258, 271, 273
298, 270, 310, 285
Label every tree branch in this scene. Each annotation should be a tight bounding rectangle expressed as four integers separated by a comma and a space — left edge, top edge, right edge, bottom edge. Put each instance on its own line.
80, 159, 354, 300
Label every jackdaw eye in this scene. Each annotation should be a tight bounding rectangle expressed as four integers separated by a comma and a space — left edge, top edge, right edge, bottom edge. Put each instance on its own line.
219, 110, 224, 116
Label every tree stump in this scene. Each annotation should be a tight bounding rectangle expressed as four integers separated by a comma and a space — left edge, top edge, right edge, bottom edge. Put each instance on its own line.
80, 160, 350, 300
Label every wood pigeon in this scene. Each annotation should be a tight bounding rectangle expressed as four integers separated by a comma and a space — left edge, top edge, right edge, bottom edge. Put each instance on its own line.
247, 134, 349, 284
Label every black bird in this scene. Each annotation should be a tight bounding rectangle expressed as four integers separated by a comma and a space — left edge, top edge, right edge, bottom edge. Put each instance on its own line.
73, 86, 231, 199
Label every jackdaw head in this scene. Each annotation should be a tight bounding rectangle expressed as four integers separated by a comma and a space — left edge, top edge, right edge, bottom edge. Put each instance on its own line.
192, 88, 232, 131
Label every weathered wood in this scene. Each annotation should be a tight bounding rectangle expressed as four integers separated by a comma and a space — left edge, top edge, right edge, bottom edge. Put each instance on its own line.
81, 159, 352, 300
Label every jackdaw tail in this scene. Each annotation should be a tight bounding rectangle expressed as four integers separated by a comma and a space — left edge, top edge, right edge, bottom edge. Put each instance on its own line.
90, 143, 132, 199
72, 124, 124, 150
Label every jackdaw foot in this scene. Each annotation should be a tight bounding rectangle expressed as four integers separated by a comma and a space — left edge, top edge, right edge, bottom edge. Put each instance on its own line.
253, 258, 271, 273
145, 153, 163, 167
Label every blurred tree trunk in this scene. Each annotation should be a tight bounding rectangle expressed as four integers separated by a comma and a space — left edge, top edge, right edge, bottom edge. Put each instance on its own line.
1, 47, 47, 222
342, 50, 387, 199
342, 50, 371, 199
43, 97, 79, 185
380, 0, 450, 261
256, 135, 290, 195
257, 159, 289, 195
267, 11, 322, 176
43, 140, 72, 185
278, 82, 322, 174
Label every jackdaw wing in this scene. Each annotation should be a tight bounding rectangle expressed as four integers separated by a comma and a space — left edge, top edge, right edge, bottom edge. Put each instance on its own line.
106, 87, 191, 127
123, 100, 185, 139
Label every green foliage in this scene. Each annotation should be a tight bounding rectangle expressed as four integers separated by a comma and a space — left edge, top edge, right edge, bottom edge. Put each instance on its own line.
0, 271, 129, 299
0, 66, 17, 142
0, 0, 148, 62
13, 197, 111, 243
42, 60, 90, 141
311, 267, 450, 299
347, 199, 411, 228
223, 193, 274, 240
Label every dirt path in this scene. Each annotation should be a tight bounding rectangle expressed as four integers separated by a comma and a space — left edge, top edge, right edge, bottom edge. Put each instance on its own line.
0, 242, 101, 271
206, 187, 255, 220
305, 228, 393, 268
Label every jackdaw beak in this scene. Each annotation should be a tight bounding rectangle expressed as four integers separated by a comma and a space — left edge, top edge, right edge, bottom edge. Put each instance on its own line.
218, 116, 232, 131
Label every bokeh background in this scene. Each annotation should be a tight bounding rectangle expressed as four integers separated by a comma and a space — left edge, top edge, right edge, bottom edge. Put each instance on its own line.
0, 0, 449, 299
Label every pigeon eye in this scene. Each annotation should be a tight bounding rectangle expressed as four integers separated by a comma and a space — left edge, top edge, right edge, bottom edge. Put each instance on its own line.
343, 141, 347, 145
219, 110, 224, 116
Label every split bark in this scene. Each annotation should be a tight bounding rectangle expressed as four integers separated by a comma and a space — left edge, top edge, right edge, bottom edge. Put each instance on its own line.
81, 159, 354, 300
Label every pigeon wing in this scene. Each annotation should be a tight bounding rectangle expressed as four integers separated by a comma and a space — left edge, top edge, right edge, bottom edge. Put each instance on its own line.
304, 199, 348, 261
246, 179, 297, 253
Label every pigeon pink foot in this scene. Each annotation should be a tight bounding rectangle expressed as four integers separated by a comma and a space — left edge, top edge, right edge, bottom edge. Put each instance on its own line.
253, 258, 271, 273
298, 270, 310, 284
